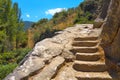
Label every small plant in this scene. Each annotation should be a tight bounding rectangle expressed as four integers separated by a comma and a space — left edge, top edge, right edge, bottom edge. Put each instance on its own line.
0, 63, 17, 80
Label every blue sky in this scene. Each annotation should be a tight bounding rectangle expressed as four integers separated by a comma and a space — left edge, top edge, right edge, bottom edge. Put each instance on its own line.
12, 0, 84, 22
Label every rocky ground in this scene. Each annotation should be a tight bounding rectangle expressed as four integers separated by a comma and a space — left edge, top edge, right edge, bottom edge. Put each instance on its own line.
4, 24, 120, 80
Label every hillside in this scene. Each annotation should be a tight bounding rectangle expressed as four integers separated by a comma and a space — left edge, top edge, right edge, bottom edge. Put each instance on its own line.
27, 0, 103, 48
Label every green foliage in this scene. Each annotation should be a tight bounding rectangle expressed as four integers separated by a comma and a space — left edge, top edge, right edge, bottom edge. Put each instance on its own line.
79, 0, 102, 13
34, 31, 41, 43
37, 18, 48, 24
0, 0, 26, 52
33, 18, 48, 27
39, 27, 57, 41
0, 63, 17, 80
52, 10, 68, 25
74, 12, 94, 24
0, 52, 16, 64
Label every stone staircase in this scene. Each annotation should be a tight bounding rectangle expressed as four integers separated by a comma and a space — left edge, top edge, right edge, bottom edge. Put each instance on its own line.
72, 36, 113, 80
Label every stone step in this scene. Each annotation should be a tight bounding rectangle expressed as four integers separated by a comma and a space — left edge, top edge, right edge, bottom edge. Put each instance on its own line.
72, 41, 99, 47
76, 52, 101, 61
75, 72, 112, 80
74, 37, 98, 41
73, 60, 107, 72
72, 47, 98, 53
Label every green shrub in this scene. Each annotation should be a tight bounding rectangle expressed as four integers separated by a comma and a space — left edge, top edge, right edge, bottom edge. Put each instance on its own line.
0, 52, 16, 64
74, 12, 94, 24
0, 48, 31, 80
0, 63, 17, 80
13, 48, 31, 63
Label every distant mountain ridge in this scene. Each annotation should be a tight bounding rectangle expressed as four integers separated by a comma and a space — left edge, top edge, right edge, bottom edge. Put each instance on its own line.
24, 21, 34, 30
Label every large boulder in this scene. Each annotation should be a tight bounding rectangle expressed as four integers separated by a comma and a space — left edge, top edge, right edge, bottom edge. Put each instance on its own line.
101, 0, 120, 62
92, 0, 120, 73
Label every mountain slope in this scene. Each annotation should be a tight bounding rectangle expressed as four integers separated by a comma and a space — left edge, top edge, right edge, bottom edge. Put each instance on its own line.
24, 21, 34, 30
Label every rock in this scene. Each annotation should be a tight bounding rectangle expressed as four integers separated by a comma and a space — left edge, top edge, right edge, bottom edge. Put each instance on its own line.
32, 38, 64, 59
61, 49, 75, 62
93, 18, 104, 28
4, 57, 45, 80
33, 56, 65, 80
100, 0, 120, 62
54, 63, 77, 80
91, 0, 120, 72
98, 0, 111, 19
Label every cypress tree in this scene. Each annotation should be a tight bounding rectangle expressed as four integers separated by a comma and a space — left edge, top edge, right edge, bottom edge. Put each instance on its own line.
0, 0, 26, 52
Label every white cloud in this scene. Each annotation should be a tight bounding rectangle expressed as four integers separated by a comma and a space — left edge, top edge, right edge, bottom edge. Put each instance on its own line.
35, 16, 38, 18
26, 14, 30, 18
45, 8, 67, 15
